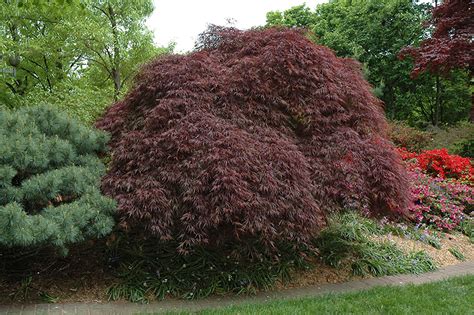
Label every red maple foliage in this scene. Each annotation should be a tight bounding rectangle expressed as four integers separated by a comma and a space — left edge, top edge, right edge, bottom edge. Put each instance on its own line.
97, 27, 409, 252
400, 0, 473, 76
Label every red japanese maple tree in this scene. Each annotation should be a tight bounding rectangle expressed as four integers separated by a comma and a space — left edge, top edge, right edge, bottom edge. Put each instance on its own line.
401, 0, 473, 76
401, 0, 473, 121
97, 27, 409, 252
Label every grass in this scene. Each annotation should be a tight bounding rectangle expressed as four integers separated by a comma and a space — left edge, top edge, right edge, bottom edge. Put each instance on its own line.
172, 275, 474, 314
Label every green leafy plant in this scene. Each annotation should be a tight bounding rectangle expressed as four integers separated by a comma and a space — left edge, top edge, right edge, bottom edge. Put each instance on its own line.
0, 105, 116, 252
106, 234, 313, 303
381, 223, 442, 249
316, 212, 436, 276
458, 218, 473, 243
13, 276, 32, 301
448, 247, 465, 261
452, 138, 474, 158
39, 291, 60, 303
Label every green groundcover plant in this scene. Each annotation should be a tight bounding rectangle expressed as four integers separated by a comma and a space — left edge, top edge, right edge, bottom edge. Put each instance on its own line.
0, 105, 116, 251
106, 234, 313, 302
106, 212, 436, 302
315, 212, 436, 276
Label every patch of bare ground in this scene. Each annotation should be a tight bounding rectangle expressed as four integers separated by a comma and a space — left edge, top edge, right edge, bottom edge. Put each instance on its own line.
275, 260, 365, 290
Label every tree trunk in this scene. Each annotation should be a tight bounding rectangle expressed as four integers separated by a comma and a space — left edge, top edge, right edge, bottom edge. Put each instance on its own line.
112, 68, 121, 101
108, 4, 121, 101
434, 75, 441, 126
470, 92, 474, 122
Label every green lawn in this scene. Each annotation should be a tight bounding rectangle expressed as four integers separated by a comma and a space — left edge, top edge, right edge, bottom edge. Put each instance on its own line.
172, 275, 474, 314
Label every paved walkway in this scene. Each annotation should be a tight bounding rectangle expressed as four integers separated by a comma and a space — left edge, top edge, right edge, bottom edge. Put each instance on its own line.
1, 260, 473, 314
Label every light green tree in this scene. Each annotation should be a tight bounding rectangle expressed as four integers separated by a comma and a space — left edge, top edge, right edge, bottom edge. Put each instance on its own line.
80, 0, 167, 101
0, 1, 83, 102
0, 0, 172, 122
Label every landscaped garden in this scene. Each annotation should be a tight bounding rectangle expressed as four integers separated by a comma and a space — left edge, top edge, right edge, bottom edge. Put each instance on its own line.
0, 0, 473, 312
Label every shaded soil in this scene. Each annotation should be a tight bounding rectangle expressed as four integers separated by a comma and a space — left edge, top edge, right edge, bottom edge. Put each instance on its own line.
0, 242, 114, 305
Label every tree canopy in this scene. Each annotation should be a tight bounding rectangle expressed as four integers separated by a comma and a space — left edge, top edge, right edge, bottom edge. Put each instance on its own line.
266, 0, 472, 126
401, 0, 473, 77
400, 0, 473, 122
0, 0, 172, 122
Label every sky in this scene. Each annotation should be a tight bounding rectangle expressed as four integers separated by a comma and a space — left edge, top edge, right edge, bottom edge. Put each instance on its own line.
146, 0, 327, 53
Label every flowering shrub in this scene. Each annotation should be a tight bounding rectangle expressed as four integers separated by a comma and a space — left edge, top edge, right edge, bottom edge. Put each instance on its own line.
398, 147, 473, 231
398, 148, 473, 183
397, 147, 419, 162
417, 149, 472, 181
407, 167, 473, 230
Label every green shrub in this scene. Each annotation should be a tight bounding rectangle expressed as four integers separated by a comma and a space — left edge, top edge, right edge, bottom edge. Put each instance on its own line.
0, 105, 116, 251
427, 122, 474, 157
388, 121, 474, 158
20, 80, 114, 125
458, 218, 474, 243
315, 212, 436, 276
388, 121, 432, 152
452, 138, 473, 158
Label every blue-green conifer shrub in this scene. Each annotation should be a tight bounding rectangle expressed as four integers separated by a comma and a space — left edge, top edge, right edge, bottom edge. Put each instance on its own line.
0, 105, 116, 251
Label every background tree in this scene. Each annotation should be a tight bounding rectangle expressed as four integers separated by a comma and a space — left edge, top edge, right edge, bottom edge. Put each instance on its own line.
81, 0, 165, 101
266, 0, 471, 126
0, 0, 172, 122
266, 4, 316, 28
401, 0, 474, 122
0, 1, 82, 106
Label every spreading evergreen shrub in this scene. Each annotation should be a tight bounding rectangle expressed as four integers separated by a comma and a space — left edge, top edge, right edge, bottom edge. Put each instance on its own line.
0, 105, 116, 250
97, 27, 409, 252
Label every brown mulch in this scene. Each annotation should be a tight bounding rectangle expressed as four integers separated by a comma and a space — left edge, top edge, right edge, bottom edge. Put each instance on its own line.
275, 260, 364, 290
277, 232, 473, 290
374, 232, 474, 267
